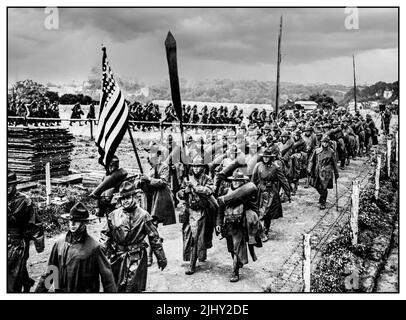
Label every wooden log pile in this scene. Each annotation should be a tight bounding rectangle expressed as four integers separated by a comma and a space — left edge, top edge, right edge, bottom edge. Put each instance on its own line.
8, 127, 74, 181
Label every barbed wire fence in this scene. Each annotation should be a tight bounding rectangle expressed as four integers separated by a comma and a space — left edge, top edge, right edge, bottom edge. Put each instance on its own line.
271, 113, 398, 293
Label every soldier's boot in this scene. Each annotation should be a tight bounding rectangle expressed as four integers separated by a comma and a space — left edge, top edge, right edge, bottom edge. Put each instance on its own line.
340, 158, 345, 170
185, 249, 197, 275
304, 176, 310, 189
261, 228, 269, 243
346, 157, 350, 166
292, 182, 298, 196
230, 261, 240, 283
147, 248, 153, 267
319, 202, 326, 210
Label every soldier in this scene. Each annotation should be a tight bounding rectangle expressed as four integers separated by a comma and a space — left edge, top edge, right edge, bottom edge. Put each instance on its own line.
327, 120, 346, 169
138, 145, 176, 266
236, 109, 244, 125
101, 182, 167, 292
342, 117, 357, 164
248, 108, 259, 127
364, 114, 378, 152
382, 106, 392, 135
307, 136, 339, 210
201, 105, 209, 125
90, 155, 128, 218
289, 130, 307, 195
209, 107, 218, 124
70, 102, 84, 126
229, 105, 239, 124
302, 126, 318, 188
36, 202, 116, 293
86, 101, 96, 125
252, 149, 291, 242
8, 170, 44, 292
178, 156, 217, 275
352, 115, 366, 156
216, 170, 262, 282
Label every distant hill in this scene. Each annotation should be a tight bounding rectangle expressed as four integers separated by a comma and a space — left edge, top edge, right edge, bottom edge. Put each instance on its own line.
341, 81, 398, 105
147, 79, 352, 105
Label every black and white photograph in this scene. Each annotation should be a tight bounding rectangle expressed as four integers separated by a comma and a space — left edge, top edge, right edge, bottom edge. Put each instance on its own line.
5, 4, 400, 298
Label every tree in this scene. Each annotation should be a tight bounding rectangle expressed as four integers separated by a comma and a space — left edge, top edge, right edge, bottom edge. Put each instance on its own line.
45, 91, 59, 103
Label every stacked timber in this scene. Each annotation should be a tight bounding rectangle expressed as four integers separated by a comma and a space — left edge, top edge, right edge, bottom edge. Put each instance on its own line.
8, 127, 74, 181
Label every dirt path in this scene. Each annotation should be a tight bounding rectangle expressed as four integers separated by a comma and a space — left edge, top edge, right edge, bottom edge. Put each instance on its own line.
27, 154, 374, 292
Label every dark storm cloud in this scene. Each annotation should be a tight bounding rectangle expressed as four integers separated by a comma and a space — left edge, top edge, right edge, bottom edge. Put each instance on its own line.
8, 7, 398, 65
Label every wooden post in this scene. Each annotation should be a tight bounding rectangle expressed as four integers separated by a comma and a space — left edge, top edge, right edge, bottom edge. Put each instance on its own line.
45, 162, 51, 205
90, 119, 94, 140
375, 155, 381, 200
387, 138, 391, 177
351, 180, 360, 246
303, 233, 311, 292
395, 131, 398, 163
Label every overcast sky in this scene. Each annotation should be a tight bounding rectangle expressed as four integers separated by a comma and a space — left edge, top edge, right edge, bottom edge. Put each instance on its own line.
8, 7, 398, 86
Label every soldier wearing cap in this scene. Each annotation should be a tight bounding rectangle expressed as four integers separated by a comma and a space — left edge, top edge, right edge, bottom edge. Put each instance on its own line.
216, 170, 262, 282
101, 181, 167, 292
252, 147, 291, 241
36, 202, 116, 293
307, 136, 339, 210
8, 170, 44, 292
177, 156, 217, 275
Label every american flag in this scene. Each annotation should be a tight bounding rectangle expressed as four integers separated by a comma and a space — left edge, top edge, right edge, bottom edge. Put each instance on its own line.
95, 47, 129, 168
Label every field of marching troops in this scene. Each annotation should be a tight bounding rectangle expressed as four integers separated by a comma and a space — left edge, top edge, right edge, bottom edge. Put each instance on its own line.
7, 96, 395, 293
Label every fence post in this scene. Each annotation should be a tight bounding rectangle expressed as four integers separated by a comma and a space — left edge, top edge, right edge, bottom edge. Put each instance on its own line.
387, 137, 392, 177
395, 131, 398, 163
350, 180, 360, 246
45, 162, 51, 205
90, 120, 94, 140
303, 233, 311, 293
375, 155, 381, 201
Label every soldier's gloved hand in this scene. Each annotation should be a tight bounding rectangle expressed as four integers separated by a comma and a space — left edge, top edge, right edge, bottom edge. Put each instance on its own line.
215, 226, 222, 234
158, 259, 167, 271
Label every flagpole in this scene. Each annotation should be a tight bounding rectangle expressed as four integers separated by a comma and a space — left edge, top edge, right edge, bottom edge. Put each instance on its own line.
275, 16, 283, 118
127, 125, 144, 175
353, 54, 358, 114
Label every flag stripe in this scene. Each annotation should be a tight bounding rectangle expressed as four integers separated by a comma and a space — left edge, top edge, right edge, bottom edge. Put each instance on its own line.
95, 48, 129, 168
96, 89, 120, 145
103, 106, 128, 164
100, 93, 126, 149
102, 98, 127, 150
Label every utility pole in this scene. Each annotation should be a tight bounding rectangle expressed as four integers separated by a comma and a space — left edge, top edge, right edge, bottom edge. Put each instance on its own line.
353, 54, 358, 113
275, 16, 282, 117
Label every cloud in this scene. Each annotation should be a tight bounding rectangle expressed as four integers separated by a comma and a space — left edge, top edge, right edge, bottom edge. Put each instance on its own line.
7, 7, 398, 85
